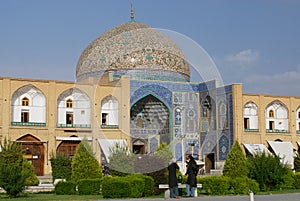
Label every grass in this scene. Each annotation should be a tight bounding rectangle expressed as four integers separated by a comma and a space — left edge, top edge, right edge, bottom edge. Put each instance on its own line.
2, 189, 300, 201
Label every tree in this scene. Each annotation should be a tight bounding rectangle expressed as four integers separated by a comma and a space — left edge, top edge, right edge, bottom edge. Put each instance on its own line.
294, 153, 300, 172
109, 142, 134, 176
223, 141, 248, 178
71, 140, 102, 183
50, 153, 72, 181
247, 152, 293, 191
22, 159, 39, 186
0, 139, 25, 197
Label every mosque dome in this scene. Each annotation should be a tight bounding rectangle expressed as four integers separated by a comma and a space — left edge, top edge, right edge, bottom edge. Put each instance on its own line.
76, 20, 190, 82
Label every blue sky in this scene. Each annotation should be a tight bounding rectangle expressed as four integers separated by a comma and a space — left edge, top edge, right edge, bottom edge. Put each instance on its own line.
0, 0, 299, 96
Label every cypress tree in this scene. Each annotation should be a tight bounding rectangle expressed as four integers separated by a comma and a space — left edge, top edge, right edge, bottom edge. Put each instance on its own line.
71, 139, 102, 183
223, 141, 248, 178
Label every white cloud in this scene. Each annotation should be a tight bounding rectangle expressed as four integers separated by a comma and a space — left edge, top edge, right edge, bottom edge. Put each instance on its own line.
226, 49, 259, 63
243, 67, 300, 96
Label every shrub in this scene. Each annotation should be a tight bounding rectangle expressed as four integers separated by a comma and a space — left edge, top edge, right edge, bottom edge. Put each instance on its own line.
229, 177, 259, 195
77, 179, 101, 195
0, 139, 26, 197
200, 176, 230, 195
126, 174, 154, 197
54, 181, 76, 195
71, 139, 102, 183
294, 172, 300, 189
294, 153, 300, 172
109, 143, 134, 176
22, 159, 39, 186
102, 177, 131, 198
223, 141, 248, 178
50, 153, 72, 181
247, 152, 293, 191
125, 176, 144, 198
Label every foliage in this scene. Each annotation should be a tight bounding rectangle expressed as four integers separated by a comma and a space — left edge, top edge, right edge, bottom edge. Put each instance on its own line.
77, 179, 101, 195
229, 177, 260, 194
200, 176, 230, 195
71, 140, 102, 184
139, 174, 155, 196
0, 139, 26, 197
125, 176, 144, 198
22, 159, 39, 186
50, 153, 72, 181
54, 181, 76, 195
247, 152, 293, 191
101, 177, 131, 198
155, 142, 172, 167
223, 141, 248, 178
109, 143, 134, 176
294, 172, 300, 189
294, 153, 300, 172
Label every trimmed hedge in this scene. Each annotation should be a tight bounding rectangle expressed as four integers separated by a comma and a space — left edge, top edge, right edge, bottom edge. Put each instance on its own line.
126, 174, 154, 197
201, 176, 230, 195
102, 177, 131, 198
199, 176, 259, 195
125, 176, 144, 198
78, 179, 101, 195
229, 177, 259, 194
55, 181, 76, 195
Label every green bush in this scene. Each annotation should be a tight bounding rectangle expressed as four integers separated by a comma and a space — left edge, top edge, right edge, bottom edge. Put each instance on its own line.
22, 159, 39, 186
102, 177, 131, 198
0, 139, 26, 197
126, 174, 154, 197
71, 140, 102, 184
50, 153, 72, 181
77, 179, 101, 195
229, 177, 259, 195
55, 181, 76, 195
125, 176, 144, 198
200, 176, 230, 195
294, 172, 300, 189
247, 152, 292, 191
223, 141, 249, 178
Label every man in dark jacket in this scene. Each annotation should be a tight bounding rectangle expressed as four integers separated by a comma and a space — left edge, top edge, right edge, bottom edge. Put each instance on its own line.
185, 155, 197, 197
168, 158, 180, 198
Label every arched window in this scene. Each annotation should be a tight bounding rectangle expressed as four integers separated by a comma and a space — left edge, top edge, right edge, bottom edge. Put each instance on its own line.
266, 101, 288, 133
57, 88, 91, 128
22, 97, 29, 106
243, 102, 258, 131
11, 85, 46, 126
269, 110, 274, 118
101, 95, 119, 127
66, 99, 73, 108
296, 107, 300, 132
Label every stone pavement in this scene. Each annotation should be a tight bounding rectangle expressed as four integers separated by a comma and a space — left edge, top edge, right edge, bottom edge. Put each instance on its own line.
101, 193, 300, 201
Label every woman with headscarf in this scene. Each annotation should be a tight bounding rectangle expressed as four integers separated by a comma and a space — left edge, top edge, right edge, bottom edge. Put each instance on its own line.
185, 155, 198, 197
168, 158, 180, 198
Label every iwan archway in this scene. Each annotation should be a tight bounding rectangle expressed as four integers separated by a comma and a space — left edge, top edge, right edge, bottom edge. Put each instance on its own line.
130, 94, 170, 153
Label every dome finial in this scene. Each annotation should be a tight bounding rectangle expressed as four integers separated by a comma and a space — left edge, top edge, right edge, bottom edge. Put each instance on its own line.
130, 1, 135, 21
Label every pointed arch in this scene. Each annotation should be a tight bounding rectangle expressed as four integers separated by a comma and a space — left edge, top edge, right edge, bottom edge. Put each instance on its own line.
100, 95, 119, 127
17, 134, 44, 176
243, 101, 258, 131
265, 100, 289, 133
57, 88, 91, 128
11, 84, 46, 126
296, 106, 300, 132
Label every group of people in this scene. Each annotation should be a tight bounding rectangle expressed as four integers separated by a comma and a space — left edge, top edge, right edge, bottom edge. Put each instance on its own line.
168, 155, 198, 198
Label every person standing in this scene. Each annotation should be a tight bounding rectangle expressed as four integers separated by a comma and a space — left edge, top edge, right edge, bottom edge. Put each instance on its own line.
185, 155, 198, 197
168, 158, 180, 198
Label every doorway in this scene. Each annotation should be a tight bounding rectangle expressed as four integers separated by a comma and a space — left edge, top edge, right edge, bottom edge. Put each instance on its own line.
205, 153, 215, 174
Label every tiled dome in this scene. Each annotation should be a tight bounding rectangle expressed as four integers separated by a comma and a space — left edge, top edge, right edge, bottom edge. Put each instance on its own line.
76, 21, 190, 82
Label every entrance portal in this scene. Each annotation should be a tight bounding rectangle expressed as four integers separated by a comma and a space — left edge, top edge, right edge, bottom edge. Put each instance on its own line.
205, 153, 215, 174
17, 135, 44, 176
